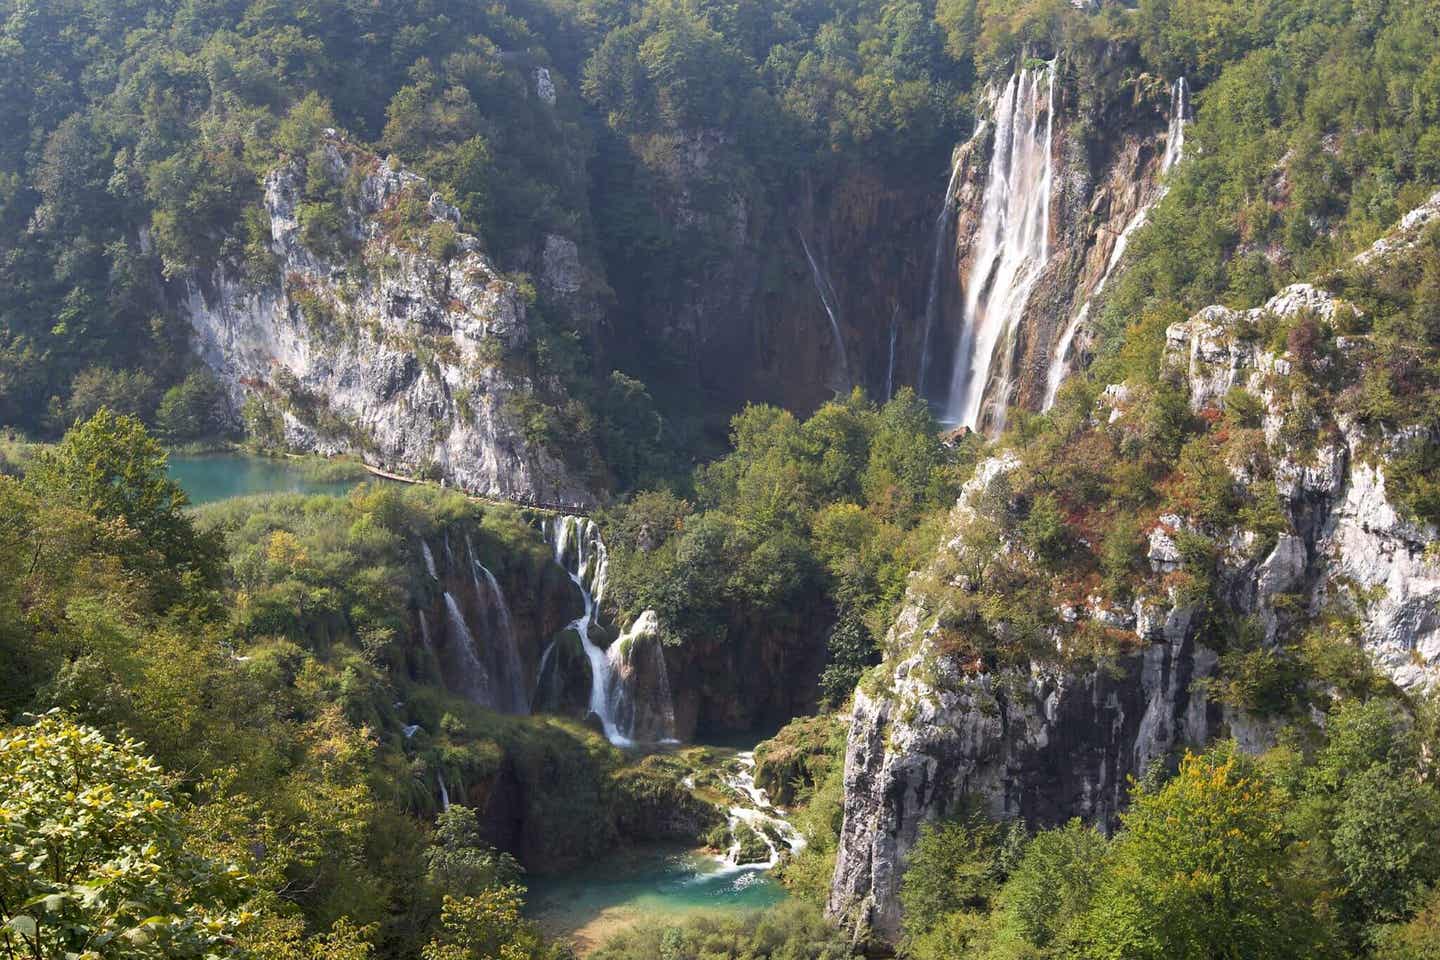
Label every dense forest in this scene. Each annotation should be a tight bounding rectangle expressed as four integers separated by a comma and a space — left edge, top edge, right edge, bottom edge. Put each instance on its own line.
4, 0, 1440, 958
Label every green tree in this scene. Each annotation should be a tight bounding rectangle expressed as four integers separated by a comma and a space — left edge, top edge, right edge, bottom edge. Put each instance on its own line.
0, 713, 244, 959
26, 409, 221, 594
426, 807, 521, 896
1076, 744, 1335, 960
989, 818, 1108, 955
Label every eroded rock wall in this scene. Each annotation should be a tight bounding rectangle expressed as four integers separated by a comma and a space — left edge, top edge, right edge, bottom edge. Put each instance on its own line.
176, 134, 593, 508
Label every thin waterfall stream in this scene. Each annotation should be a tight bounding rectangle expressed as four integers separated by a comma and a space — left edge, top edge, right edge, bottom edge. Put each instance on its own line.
1041, 77, 1188, 409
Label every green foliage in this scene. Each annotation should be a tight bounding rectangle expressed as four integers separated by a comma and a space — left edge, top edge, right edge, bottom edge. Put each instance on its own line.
588, 900, 849, 960
421, 889, 556, 960
900, 810, 1007, 952
989, 819, 1107, 955
0, 714, 244, 959
26, 409, 221, 598
1076, 744, 1335, 960
603, 389, 957, 712
156, 371, 233, 444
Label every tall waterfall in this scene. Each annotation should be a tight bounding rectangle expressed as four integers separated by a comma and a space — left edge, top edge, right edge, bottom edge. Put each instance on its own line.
444, 590, 494, 706
944, 61, 1058, 432
1161, 77, 1187, 174
885, 307, 899, 401
547, 515, 676, 747
1041, 76, 1188, 409
466, 534, 529, 715
797, 230, 849, 388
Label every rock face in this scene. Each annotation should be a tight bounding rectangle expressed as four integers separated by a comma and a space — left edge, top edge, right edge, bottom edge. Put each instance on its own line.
175, 133, 592, 509
919, 66, 1186, 429
826, 191, 1440, 947
826, 459, 1219, 945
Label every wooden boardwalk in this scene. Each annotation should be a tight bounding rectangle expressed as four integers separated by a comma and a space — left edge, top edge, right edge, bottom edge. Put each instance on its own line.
361, 463, 590, 517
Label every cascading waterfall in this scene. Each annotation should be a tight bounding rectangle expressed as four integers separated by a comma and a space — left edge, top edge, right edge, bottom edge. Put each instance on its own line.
466, 533, 528, 715
1041, 76, 1188, 409
1161, 77, 1187, 175
944, 61, 1058, 432
917, 138, 974, 396
797, 230, 850, 387
716, 752, 805, 873
444, 590, 495, 707
547, 515, 679, 747
438, 773, 451, 812
885, 307, 899, 402
421, 540, 439, 580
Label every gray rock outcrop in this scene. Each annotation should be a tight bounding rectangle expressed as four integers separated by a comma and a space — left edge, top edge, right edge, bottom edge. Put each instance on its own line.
175, 133, 592, 508
827, 190, 1440, 947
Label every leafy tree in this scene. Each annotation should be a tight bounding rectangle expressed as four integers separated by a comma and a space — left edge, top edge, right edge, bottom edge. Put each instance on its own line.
1076, 744, 1335, 960
900, 810, 1004, 944
26, 409, 221, 594
0, 713, 244, 960
421, 889, 554, 960
426, 807, 521, 897
989, 818, 1107, 954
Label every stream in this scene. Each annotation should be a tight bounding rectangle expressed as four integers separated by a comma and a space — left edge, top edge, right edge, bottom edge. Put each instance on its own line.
527, 748, 802, 953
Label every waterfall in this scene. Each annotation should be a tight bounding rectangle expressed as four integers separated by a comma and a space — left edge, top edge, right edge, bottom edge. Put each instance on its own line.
917, 141, 972, 397
444, 590, 495, 707
418, 610, 433, 648
421, 540, 438, 580
479, 563, 527, 715
466, 533, 528, 715
549, 515, 631, 746
546, 516, 675, 746
885, 308, 899, 402
438, 773, 451, 812
797, 230, 849, 387
716, 752, 805, 872
1162, 77, 1187, 174
944, 60, 1058, 433
1041, 76, 1188, 409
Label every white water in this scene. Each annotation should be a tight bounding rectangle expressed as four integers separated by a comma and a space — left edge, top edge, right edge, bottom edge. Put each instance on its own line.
444, 590, 495, 707
885, 307, 899, 401
438, 773, 451, 812
550, 516, 626, 746
797, 230, 849, 387
546, 516, 677, 747
1161, 77, 1187, 175
945, 61, 1058, 432
466, 533, 529, 715
1041, 77, 1188, 409
714, 752, 805, 874
421, 540, 439, 580
918, 136, 976, 396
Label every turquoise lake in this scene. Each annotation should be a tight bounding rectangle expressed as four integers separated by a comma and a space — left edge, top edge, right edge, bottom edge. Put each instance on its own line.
168, 454, 366, 505
527, 844, 786, 953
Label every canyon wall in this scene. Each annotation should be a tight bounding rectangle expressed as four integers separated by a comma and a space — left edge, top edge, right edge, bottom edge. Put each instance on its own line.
827, 191, 1440, 947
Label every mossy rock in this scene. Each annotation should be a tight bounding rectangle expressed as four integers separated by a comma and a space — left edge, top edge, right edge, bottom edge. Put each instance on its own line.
611, 755, 725, 843
753, 714, 845, 806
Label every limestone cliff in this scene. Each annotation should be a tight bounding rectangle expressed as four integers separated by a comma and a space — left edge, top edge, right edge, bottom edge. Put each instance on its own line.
919, 63, 1186, 431
826, 191, 1440, 947
174, 133, 593, 509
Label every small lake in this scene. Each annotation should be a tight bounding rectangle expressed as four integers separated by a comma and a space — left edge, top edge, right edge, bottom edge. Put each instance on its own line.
169, 454, 366, 506
527, 844, 786, 954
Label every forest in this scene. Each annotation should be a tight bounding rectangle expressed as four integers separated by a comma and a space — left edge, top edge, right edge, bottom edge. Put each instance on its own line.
4, 0, 1440, 957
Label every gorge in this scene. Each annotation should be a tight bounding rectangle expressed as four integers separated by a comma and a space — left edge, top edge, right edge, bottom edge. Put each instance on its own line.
5, 1, 1440, 959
